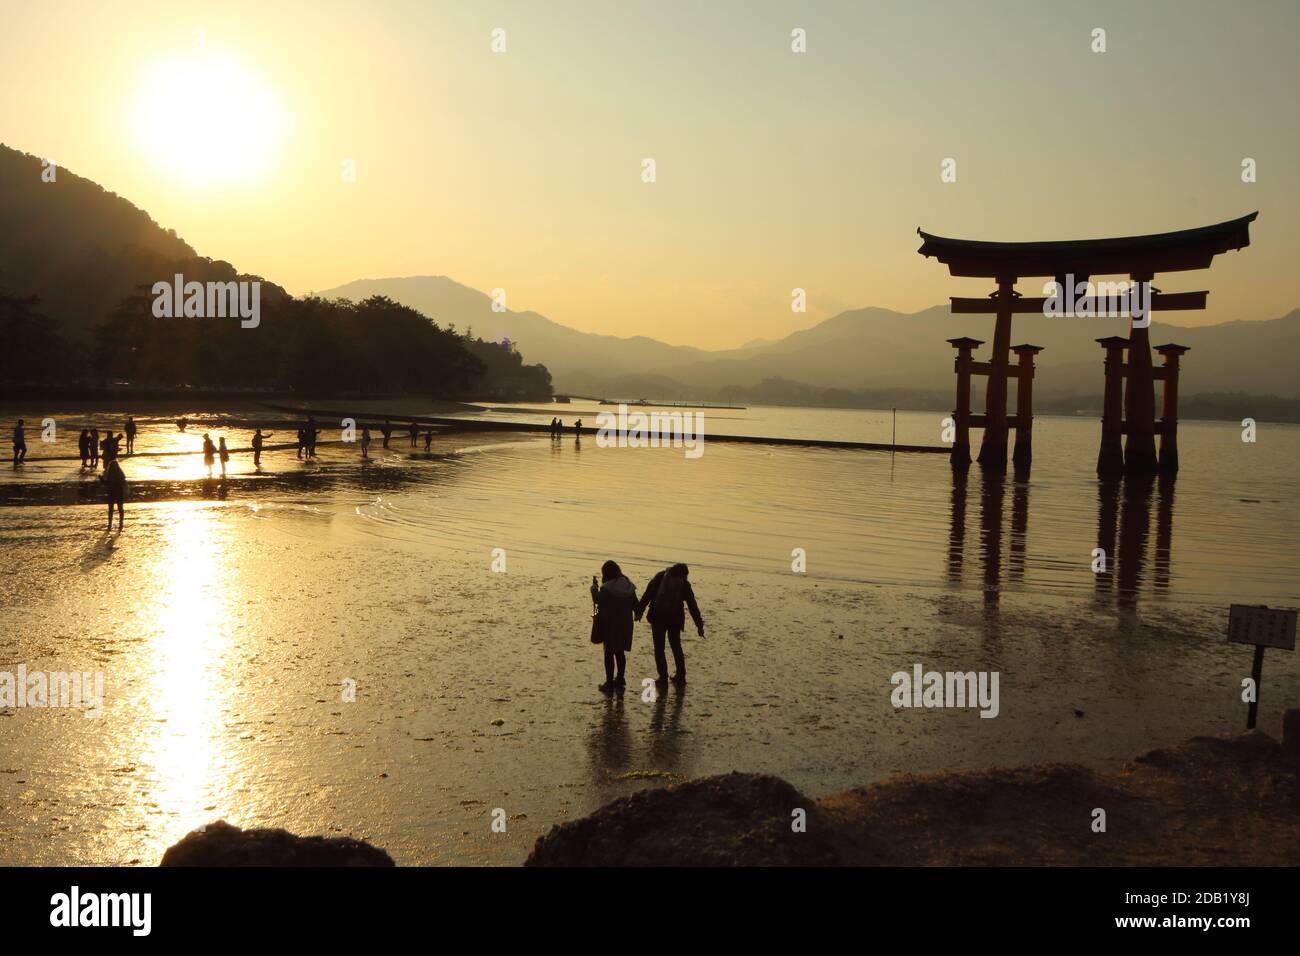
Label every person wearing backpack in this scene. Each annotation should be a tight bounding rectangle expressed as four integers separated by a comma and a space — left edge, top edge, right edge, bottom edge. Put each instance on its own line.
637, 563, 704, 687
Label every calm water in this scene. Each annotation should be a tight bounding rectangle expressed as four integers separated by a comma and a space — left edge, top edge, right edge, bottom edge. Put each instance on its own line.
1, 403, 1297, 864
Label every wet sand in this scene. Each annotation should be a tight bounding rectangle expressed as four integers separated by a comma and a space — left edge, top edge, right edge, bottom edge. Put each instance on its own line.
1, 408, 1298, 865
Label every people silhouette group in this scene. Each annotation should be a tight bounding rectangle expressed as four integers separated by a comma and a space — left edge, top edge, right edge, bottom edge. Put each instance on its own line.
590, 560, 706, 693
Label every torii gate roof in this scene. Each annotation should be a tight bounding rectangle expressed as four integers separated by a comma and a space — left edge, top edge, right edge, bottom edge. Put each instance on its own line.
917, 212, 1257, 278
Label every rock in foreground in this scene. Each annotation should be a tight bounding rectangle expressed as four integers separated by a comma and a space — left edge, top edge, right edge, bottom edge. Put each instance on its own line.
528, 729, 1300, 866
160, 820, 394, 867
527, 772, 849, 866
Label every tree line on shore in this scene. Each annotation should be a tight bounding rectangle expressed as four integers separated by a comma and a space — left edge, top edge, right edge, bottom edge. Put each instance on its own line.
0, 279, 553, 401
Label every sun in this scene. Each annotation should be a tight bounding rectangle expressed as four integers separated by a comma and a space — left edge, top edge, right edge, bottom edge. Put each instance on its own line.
131, 48, 287, 189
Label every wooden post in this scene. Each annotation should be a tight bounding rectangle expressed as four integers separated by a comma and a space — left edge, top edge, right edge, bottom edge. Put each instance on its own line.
1155, 343, 1189, 473
1011, 344, 1042, 469
948, 337, 982, 471
1124, 273, 1159, 472
977, 277, 1016, 470
1096, 336, 1128, 479
1247, 644, 1265, 730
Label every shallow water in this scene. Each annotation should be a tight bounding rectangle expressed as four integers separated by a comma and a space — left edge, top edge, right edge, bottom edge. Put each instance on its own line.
1, 406, 1297, 865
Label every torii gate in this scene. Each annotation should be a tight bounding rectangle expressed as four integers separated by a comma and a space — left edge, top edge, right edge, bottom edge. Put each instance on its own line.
917, 212, 1257, 473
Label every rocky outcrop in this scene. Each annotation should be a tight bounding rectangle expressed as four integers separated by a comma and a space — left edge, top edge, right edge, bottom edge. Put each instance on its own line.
159, 821, 394, 867
528, 723, 1300, 866
526, 772, 850, 866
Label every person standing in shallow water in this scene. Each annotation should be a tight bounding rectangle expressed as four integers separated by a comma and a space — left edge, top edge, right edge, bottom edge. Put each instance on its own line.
381, 419, 392, 449
218, 436, 230, 477
78, 429, 90, 468
591, 560, 639, 694
251, 428, 271, 468
637, 563, 705, 687
360, 426, 371, 459
102, 458, 126, 531
89, 427, 100, 467
11, 419, 27, 465
202, 433, 216, 477
124, 416, 137, 455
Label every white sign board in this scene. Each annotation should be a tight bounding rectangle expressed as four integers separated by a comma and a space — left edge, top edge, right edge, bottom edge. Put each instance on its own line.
1227, 604, 1297, 651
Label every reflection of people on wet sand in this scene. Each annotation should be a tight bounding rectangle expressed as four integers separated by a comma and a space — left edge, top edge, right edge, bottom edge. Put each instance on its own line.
591, 560, 639, 694
202, 433, 216, 477
637, 563, 705, 688
218, 436, 230, 477
101, 459, 126, 531
11, 419, 27, 465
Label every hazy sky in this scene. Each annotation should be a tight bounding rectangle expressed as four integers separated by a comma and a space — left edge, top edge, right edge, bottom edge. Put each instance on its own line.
4, 0, 1298, 348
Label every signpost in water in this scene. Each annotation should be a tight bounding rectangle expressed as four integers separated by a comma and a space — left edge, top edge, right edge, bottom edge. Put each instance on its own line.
1227, 604, 1297, 730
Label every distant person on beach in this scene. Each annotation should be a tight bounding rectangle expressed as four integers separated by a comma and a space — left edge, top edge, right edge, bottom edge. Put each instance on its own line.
218, 437, 230, 477
554, 418, 563, 437
296, 427, 305, 459
176, 417, 188, 432
591, 560, 639, 694
549, 417, 559, 437
381, 420, 392, 448
78, 429, 91, 468
409, 422, 419, 447
89, 428, 100, 467
252, 428, 271, 468
124, 416, 137, 455
101, 459, 126, 531
360, 426, 371, 458
11, 419, 27, 465
637, 563, 705, 687
202, 433, 216, 477
423, 429, 433, 453
101, 431, 120, 467
573, 419, 582, 436
306, 417, 319, 458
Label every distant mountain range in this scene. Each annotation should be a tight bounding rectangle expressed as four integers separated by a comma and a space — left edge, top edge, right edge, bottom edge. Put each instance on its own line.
320, 276, 1300, 404
5, 137, 1295, 413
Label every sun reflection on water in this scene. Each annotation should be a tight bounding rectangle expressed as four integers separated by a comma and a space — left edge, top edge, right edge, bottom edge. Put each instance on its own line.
138, 501, 234, 848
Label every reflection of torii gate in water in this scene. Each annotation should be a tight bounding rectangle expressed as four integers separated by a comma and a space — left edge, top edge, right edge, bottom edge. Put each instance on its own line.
917, 212, 1257, 475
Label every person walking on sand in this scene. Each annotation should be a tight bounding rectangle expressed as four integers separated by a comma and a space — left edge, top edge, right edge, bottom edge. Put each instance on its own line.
381, 419, 392, 449
573, 418, 582, 436
124, 416, 138, 455
102, 458, 127, 531
360, 426, 371, 459
202, 433, 216, 477
409, 422, 419, 448
637, 563, 705, 688
89, 427, 100, 468
11, 419, 27, 466
591, 560, 639, 694
423, 429, 433, 453
218, 436, 230, 477
251, 428, 271, 468
296, 426, 305, 460
78, 429, 91, 468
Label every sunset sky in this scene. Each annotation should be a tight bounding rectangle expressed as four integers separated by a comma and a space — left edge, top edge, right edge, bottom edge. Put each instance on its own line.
4, 0, 1298, 348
